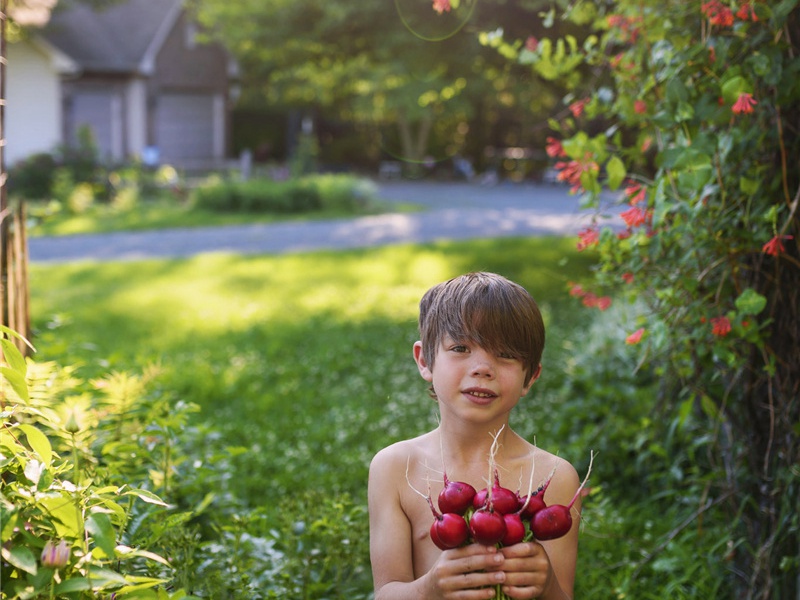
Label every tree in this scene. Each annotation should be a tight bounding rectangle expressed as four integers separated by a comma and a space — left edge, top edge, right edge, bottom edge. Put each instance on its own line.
190, 0, 566, 169
497, 0, 798, 596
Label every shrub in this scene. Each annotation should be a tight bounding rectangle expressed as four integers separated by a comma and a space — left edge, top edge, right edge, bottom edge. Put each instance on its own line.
192, 174, 378, 214
0, 328, 198, 599
490, 0, 800, 596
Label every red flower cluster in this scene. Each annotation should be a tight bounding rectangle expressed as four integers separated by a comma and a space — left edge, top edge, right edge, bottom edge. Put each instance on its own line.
576, 226, 600, 251
711, 316, 732, 337
606, 14, 642, 43
762, 234, 794, 256
545, 137, 566, 158
702, 0, 734, 26
568, 283, 612, 311
554, 154, 599, 193
432, 0, 452, 14
569, 98, 589, 118
736, 0, 758, 21
732, 93, 757, 114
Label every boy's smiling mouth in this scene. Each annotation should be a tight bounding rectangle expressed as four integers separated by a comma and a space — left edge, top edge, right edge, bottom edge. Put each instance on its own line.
462, 387, 498, 403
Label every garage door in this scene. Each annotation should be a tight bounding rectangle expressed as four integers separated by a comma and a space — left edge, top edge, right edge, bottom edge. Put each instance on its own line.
70, 90, 122, 162
155, 93, 216, 162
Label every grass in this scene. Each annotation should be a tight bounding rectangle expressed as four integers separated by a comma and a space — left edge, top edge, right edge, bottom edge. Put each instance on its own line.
29, 237, 596, 499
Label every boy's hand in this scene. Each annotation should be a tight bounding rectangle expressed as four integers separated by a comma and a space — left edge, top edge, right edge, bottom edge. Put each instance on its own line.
424, 544, 508, 599
494, 542, 554, 599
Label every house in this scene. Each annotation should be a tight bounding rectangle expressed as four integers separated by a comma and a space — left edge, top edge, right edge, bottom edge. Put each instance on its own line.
5, 0, 238, 169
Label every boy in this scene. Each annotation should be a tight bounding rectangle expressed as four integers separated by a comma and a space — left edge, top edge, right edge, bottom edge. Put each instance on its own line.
368, 272, 581, 599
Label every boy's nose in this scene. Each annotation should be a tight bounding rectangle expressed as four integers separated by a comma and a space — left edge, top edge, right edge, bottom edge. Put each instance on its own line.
470, 351, 495, 378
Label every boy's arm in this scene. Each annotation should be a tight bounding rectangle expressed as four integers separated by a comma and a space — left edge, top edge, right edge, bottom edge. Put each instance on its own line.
368, 448, 423, 598
368, 448, 508, 600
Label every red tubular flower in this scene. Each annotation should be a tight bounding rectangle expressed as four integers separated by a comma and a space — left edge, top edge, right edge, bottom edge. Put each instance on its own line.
555, 154, 599, 193
576, 227, 600, 251
569, 98, 589, 118
596, 296, 612, 311
624, 182, 647, 205
625, 328, 645, 345
736, 0, 758, 21
581, 292, 599, 308
621, 272, 635, 284
620, 206, 650, 228
525, 36, 539, 52
762, 234, 794, 256
432, 0, 451, 14
568, 283, 586, 297
711, 316, 732, 337
634, 100, 647, 115
732, 93, 757, 114
545, 137, 566, 158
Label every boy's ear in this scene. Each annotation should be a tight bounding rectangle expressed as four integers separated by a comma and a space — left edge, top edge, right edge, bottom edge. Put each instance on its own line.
522, 363, 543, 395
413, 341, 433, 382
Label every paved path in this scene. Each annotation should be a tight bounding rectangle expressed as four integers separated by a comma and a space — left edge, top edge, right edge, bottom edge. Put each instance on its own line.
28, 181, 612, 264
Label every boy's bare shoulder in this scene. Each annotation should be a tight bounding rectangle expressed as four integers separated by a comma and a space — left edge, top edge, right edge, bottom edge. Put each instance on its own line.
369, 432, 436, 474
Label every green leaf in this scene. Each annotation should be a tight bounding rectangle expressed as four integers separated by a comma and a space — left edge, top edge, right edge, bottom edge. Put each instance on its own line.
123, 488, 171, 507
0, 338, 28, 377
735, 288, 767, 316
0, 366, 29, 402
18, 424, 52, 467
86, 512, 117, 559
740, 177, 759, 195
54, 577, 92, 594
605, 155, 626, 190
1, 545, 38, 575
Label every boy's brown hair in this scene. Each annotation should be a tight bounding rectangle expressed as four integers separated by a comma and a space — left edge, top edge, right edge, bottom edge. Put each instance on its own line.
418, 272, 545, 385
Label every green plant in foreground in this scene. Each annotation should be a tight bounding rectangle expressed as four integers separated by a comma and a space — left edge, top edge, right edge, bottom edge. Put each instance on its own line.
0, 327, 198, 600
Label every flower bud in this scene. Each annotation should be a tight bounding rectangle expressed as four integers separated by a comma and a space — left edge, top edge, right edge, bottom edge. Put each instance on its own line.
41, 540, 71, 568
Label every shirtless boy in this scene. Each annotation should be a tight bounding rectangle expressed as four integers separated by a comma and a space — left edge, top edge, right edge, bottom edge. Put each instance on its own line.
368, 272, 581, 599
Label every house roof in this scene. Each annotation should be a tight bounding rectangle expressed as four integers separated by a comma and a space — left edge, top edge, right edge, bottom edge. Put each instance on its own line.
41, 0, 184, 75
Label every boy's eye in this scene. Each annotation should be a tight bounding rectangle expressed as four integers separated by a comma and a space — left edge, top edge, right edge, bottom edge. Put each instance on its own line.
449, 344, 468, 353
498, 352, 517, 360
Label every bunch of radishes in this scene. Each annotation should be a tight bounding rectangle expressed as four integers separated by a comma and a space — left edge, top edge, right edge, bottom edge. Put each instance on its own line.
420, 429, 594, 551
413, 431, 593, 600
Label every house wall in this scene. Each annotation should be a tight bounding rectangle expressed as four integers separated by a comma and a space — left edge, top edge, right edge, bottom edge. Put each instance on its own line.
5, 40, 62, 166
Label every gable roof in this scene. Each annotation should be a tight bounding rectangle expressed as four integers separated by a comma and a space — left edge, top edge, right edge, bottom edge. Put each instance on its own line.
41, 0, 183, 75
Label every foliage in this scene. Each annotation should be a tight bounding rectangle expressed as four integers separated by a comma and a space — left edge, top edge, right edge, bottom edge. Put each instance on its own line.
191, 0, 568, 167
0, 327, 197, 599
487, 0, 800, 596
191, 173, 380, 214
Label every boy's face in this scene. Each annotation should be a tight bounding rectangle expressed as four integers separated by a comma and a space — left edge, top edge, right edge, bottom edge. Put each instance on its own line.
413, 335, 541, 423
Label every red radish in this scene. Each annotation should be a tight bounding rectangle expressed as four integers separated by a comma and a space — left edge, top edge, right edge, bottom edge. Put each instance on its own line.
473, 469, 519, 515
531, 451, 595, 541
517, 475, 553, 519
407, 459, 470, 550
438, 473, 477, 515
469, 507, 507, 546
429, 510, 470, 549
501, 513, 526, 546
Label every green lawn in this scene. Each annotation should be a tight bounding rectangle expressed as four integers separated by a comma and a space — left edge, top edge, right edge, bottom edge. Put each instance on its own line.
30, 237, 594, 500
